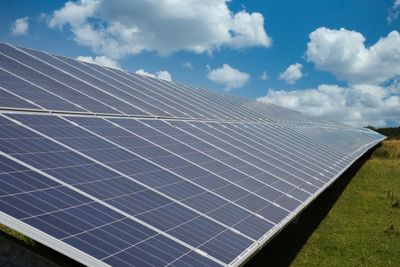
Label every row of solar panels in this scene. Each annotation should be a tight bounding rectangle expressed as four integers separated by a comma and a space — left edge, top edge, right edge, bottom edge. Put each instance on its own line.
0, 111, 383, 266
0, 42, 385, 266
0, 42, 279, 123
0, 42, 361, 128
236, 98, 350, 126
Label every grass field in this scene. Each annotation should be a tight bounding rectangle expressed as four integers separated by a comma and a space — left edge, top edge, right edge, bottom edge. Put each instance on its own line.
1, 140, 399, 266
247, 140, 400, 267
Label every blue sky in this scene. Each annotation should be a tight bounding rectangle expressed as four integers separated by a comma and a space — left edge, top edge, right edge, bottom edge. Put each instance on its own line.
1, 0, 400, 127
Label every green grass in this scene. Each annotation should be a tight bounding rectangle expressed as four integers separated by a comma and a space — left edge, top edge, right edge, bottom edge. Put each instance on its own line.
371, 140, 400, 159
0, 223, 36, 246
247, 140, 400, 267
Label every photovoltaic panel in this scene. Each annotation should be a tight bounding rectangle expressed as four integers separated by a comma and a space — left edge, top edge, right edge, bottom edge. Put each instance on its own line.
0, 42, 385, 267
0, 154, 220, 267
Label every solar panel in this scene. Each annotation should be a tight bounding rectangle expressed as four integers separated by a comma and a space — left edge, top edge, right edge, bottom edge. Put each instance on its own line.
0, 42, 385, 267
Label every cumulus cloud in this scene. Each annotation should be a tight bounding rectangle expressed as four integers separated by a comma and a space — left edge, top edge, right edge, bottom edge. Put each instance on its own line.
257, 84, 400, 127
306, 27, 400, 85
10, 17, 29, 36
135, 69, 172, 81
76, 55, 121, 69
207, 64, 250, 90
260, 70, 269, 80
279, 63, 303, 84
47, 0, 271, 59
262, 27, 400, 127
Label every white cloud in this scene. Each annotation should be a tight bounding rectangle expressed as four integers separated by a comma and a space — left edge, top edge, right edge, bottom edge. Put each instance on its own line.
48, 0, 99, 28
279, 63, 303, 84
135, 69, 172, 81
76, 55, 121, 69
257, 84, 400, 127
154, 71, 172, 81
207, 64, 250, 90
260, 70, 269, 80
306, 27, 400, 85
183, 62, 193, 69
388, 0, 400, 23
10, 17, 29, 36
264, 27, 400, 127
47, 0, 271, 59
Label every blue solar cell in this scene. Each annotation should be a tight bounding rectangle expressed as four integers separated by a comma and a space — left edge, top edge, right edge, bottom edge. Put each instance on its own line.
136, 119, 304, 210
0, 44, 131, 115
120, 71, 205, 118
90, 64, 192, 118
150, 80, 223, 120
171, 250, 221, 267
0, 88, 39, 110
145, 79, 221, 118
54, 55, 174, 117
0, 68, 84, 112
218, 122, 334, 170
183, 84, 264, 121
147, 77, 258, 122
0, 154, 208, 266
0, 52, 118, 114
173, 121, 313, 195
60, 116, 276, 232
2, 114, 256, 264
19, 47, 149, 116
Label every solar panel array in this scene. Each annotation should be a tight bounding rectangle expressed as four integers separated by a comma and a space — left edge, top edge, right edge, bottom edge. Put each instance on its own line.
0, 42, 385, 267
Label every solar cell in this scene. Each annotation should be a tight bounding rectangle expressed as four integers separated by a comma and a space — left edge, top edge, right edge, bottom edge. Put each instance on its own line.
14, 46, 149, 116
55, 55, 174, 118
0, 42, 385, 266
89, 66, 193, 118
0, 49, 120, 114
0, 153, 224, 267
0, 85, 41, 110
